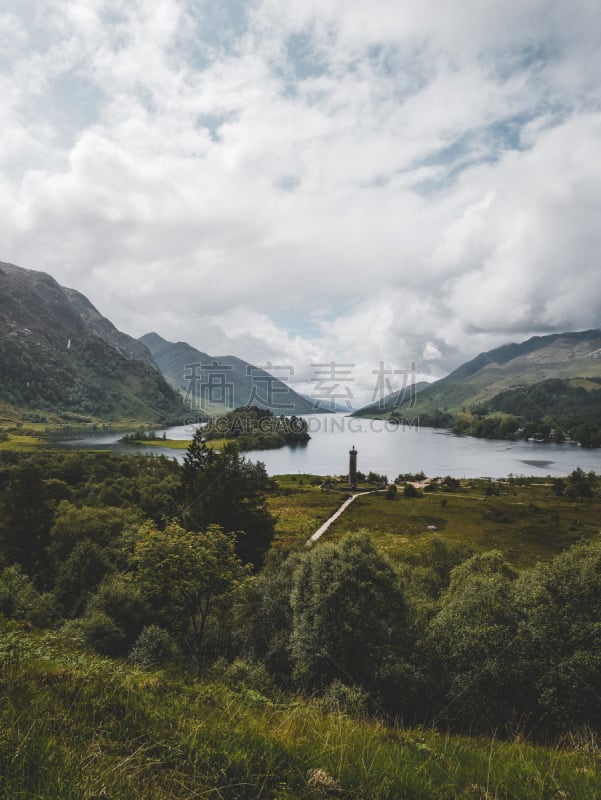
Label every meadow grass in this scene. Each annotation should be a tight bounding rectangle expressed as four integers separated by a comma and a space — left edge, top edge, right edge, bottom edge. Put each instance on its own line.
268, 476, 350, 550
0, 432, 44, 451
269, 478, 601, 565
1, 620, 600, 800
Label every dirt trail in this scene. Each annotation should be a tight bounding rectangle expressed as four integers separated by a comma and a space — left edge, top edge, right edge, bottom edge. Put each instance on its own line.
306, 490, 384, 546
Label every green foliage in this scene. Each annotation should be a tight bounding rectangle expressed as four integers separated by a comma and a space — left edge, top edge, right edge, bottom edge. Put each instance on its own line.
564, 467, 596, 500
48, 501, 141, 568
367, 471, 388, 484
513, 539, 601, 735
129, 520, 246, 665
290, 532, 413, 705
61, 609, 127, 656
129, 625, 177, 669
53, 539, 114, 617
0, 566, 57, 627
320, 679, 369, 716
385, 483, 397, 499
3, 447, 601, 747
403, 482, 420, 497
451, 378, 601, 447
85, 575, 151, 654
426, 551, 521, 729
202, 406, 310, 450
396, 470, 426, 482
0, 462, 55, 582
181, 437, 276, 568
2, 622, 600, 800
232, 551, 303, 679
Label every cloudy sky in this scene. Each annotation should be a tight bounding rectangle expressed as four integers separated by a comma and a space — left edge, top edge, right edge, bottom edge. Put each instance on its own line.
1, 0, 601, 404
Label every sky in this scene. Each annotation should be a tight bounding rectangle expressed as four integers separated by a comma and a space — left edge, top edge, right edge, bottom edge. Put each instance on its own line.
1, 0, 601, 405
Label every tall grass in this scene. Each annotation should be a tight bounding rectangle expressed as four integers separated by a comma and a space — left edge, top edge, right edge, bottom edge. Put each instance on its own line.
1, 621, 600, 799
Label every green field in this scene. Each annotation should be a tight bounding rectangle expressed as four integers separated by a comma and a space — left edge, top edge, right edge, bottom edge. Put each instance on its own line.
268, 476, 601, 566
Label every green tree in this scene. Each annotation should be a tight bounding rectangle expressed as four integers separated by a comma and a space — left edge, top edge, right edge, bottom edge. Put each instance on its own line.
0, 463, 55, 583
48, 502, 142, 569
514, 540, 601, 734
128, 520, 246, 667
289, 532, 413, 704
180, 437, 275, 568
85, 575, 152, 655
425, 551, 520, 730
53, 540, 113, 617
232, 550, 303, 680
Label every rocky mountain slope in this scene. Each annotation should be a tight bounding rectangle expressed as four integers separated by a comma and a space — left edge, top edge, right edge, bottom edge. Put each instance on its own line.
354, 330, 601, 418
140, 332, 326, 415
0, 261, 185, 422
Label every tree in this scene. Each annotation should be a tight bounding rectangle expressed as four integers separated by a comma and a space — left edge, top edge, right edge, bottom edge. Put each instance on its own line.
513, 540, 601, 735
289, 532, 413, 705
128, 520, 246, 667
53, 539, 113, 617
232, 550, 303, 680
48, 502, 141, 569
85, 575, 152, 656
0, 463, 55, 584
180, 437, 275, 568
425, 551, 521, 730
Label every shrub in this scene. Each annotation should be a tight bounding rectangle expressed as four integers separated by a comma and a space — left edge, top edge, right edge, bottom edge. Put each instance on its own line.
321, 679, 369, 716
86, 576, 151, 654
62, 610, 125, 656
0, 566, 57, 627
129, 625, 176, 669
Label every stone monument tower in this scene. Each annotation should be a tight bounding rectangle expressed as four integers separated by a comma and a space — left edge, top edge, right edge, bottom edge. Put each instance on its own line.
348, 446, 357, 487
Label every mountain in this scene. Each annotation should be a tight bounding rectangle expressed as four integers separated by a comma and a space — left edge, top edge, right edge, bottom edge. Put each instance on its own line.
353, 330, 601, 418
298, 393, 353, 413
0, 261, 186, 422
62, 287, 156, 367
140, 332, 332, 415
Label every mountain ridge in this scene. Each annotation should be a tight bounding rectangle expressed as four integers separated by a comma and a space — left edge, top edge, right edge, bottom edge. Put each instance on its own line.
0, 261, 185, 422
140, 332, 334, 415
353, 328, 601, 418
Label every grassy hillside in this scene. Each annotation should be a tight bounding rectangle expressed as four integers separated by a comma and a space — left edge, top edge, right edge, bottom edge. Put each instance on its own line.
1, 621, 600, 800
1, 449, 601, 798
355, 330, 601, 419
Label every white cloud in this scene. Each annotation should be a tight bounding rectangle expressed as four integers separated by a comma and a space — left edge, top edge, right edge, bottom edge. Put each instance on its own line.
0, 0, 600, 404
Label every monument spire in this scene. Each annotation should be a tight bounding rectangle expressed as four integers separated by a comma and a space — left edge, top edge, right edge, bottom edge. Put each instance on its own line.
349, 445, 357, 487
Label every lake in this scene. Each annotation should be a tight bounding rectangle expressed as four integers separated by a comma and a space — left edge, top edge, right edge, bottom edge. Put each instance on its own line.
58, 414, 601, 479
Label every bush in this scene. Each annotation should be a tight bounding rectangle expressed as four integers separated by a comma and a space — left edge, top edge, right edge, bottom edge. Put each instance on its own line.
86, 576, 151, 654
214, 658, 276, 695
53, 540, 113, 618
62, 610, 126, 656
321, 679, 369, 716
0, 566, 57, 627
129, 625, 176, 669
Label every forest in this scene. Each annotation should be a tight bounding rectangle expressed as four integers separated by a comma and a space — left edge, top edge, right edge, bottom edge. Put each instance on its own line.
0, 437, 600, 745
